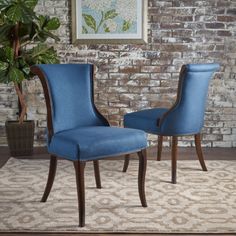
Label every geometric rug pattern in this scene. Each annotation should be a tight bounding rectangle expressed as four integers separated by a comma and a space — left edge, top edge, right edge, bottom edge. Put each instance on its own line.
0, 158, 236, 233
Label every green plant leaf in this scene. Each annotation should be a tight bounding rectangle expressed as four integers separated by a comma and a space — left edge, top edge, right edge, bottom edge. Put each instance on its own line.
39, 30, 60, 42
24, 43, 59, 65
0, 46, 17, 65
39, 49, 60, 64
33, 15, 60, 42
6, 47, 14, 63
0, 68, 10, 83
0, 0, 11, 11
37, 15, 47, 28
24, 0, 38, 9
0, 48, 6, 61
28, 43, 49, 57
45, 17, 60, 30
82, 14, 96, 31
0, 13, 5, 25
8, 66, 25, 82
5, 3, 35, 23
104, 9, 118, 20
0, 24, 12, 44
0, 73, 8, 83
22, 65, 30, 75
5, 4, 22, 23
20, 5, 36, 23
122, 20, 131, 32
0, 61, 8, 72
18, 58, 30, 75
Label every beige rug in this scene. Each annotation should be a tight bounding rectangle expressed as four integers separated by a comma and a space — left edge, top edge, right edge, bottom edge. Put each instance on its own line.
0, 158, 236, 233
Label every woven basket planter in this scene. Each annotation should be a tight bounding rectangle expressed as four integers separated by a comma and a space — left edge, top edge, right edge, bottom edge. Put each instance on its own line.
5, 120, 35, 157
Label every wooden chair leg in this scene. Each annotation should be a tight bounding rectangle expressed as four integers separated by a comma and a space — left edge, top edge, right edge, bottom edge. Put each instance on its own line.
122, 154, 130, 172
137, 150, 147, 207
194, 134, 207, 171
157, 135, 163, 161
93, 160, 101, 188
171, 136, 178, 184
74, 161, 86, 227
41, 155, 57, 202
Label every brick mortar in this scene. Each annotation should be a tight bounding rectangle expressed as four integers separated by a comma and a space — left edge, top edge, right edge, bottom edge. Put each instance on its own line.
0, 0, 235, 147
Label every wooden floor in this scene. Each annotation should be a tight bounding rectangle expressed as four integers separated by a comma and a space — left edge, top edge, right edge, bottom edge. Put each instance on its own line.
0, 146, 236, 236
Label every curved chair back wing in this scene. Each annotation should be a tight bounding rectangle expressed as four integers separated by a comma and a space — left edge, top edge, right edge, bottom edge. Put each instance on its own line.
31, 64, 108, 137
160, 63, 220, 135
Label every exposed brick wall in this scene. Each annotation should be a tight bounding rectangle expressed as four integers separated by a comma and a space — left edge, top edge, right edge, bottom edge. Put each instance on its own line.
0, 0, 236, 147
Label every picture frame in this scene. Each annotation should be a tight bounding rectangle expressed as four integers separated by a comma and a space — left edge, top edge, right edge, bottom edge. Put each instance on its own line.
71, 0, 148, 44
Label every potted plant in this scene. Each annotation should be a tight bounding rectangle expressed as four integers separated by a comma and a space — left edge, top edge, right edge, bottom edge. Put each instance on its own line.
0, 0, 60, 156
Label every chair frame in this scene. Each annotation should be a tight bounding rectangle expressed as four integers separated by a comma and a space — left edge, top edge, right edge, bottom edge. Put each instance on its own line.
31, 66, 147, 227
124, 134, 207, 184
123, 66, 208, 184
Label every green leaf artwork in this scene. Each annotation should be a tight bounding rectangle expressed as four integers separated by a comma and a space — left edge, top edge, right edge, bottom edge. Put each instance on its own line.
103, 24, 110, 32
82, 13, 96, 31
81, 0, 137, 34
122, 20, 131, 32
104, 9, 118, 20
82, 26, 88, 34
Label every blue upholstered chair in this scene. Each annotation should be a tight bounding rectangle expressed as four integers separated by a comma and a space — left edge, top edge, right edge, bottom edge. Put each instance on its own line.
31, 64, 148, 227
123, 63, 220, 184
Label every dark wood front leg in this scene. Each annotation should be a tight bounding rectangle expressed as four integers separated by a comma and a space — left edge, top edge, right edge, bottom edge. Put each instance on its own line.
171, 136, 178, 184
122, 154, 130, 172
194, 134, 207, 171
41, 155, 57, 202
93, 160, 101, 188
74, 161, 86, 227
157, 135, 163, 161
137, 150, 147, 207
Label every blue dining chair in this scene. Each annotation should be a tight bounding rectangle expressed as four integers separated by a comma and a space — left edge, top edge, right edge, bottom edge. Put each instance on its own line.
123, 63, 220, 184
31, 64, 148, 227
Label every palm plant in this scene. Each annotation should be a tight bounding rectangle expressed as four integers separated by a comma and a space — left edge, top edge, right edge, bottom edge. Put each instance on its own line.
0, 0, 60, 124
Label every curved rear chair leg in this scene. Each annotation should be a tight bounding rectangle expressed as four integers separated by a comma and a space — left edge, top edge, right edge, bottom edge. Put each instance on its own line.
41, 155, 57, 202
93, 160, 101, 188
122, 154, 130, 172
157, 135, 163, 161
137, 150, 147, 207
74, 161, 86, 227
171, 136, 178, 184
194, 134, 207, 171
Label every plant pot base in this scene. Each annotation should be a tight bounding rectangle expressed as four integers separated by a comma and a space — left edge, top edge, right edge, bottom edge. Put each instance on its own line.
5, 120, 35, 157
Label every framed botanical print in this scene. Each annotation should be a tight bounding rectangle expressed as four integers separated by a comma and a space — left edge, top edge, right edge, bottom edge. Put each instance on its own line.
71, 0, 148, 44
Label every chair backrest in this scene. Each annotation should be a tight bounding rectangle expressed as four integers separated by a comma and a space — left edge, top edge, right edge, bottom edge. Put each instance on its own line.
160, 63, 220, 135
31, 64, 108, 139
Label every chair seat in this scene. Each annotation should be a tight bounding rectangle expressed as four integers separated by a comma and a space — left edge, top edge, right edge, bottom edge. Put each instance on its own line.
124, 108, 168, 134
48, 126, 147, 161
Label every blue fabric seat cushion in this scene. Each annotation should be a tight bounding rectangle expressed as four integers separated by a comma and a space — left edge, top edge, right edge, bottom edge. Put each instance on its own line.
124, 108, 168, 134
48, 126, 147, 161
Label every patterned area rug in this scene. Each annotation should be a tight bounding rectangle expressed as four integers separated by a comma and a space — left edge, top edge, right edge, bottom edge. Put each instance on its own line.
0, 158, 236, 233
